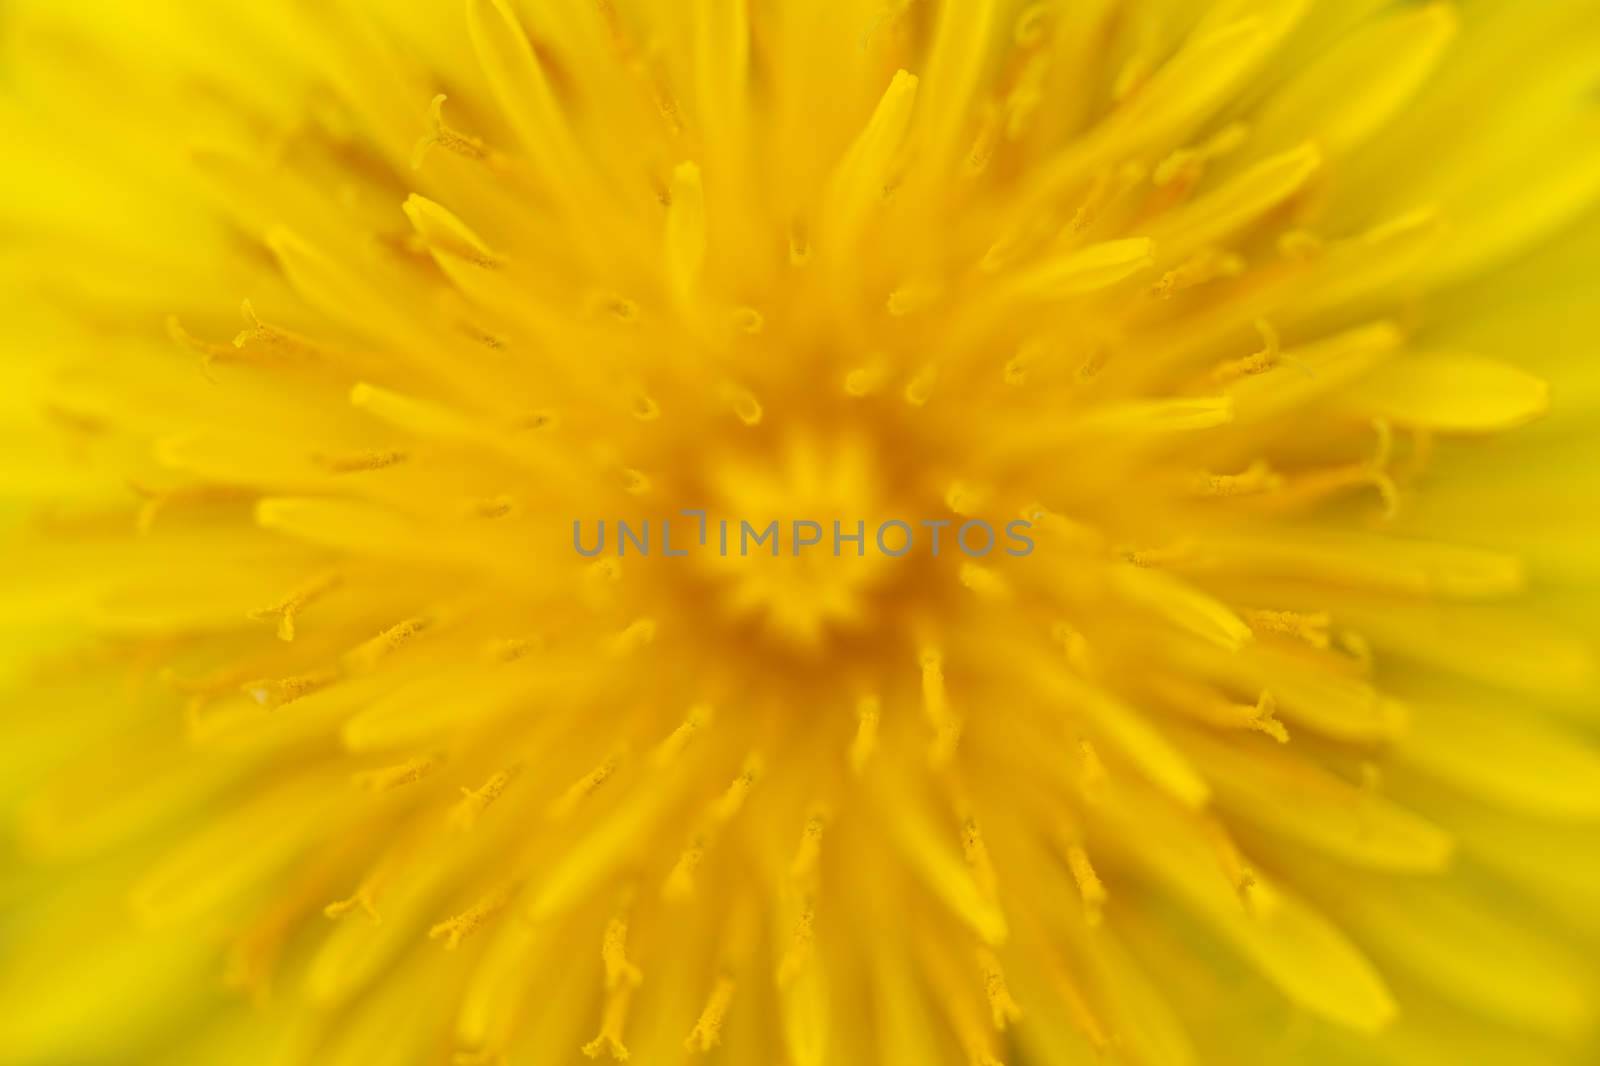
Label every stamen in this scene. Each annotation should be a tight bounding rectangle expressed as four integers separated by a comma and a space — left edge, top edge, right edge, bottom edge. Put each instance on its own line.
712, 754, 763, 822
961, 815, 999, 903
549, 750, 627, 819
1025, 505, 1107, 554
411, 94, 495, 170
850, 695, 881, 774
314, 449, 409, 474
844, 359, 889, 397
470, 495, 515, 518
730, 307, 765, 334
1068, 166, 1114, 234
981, 228, 1027, 273
582, 984, 634, 1061
859, 0, 914, 51
722, 383, 763, 425
514, 408, 561, 432
164, 663, 250, 706
663, 833, 707, 901
240, 669, 337, 710
887, 279, 942, 316
1152, 121, 1248, 189
324, 855, 395, 923
666, 161, 707, 305
1003, 338, 1051, 385
1192, 459, 1282, 497
1077, 739, 1107, 803
129, 481, 242, 535
685, 976, 735, 1052
233, 300, 324, 360
920, 648, 963, 764
1211, 319, 1281, 384
825, 69, 918, 253
1246, 691, 1289, 744
485, 636, 539, 663
166, 316, 239, 375
249, 572, 341, 641
621, 468, 651, 495
789, 806, 829, 883
404, 194, 506, 269
1013, 2, 1052, 46
595, 0, 681, 136
1339, 630, 1375, 674
1244, 609, 1332, 649
1112, 21, 1160, 102
654, 704, 714, 768
225, 895, 302, 1002
903, 363, 939, 406
944, 480, 988, 516
964, 103, 1002, 175
1077, 345, 1109, 380
453, 765, 523, 831
1049, 622, 1093, 675
429, 883, 514, 949
1199, 816, 1275, 915
352, 754, 441, 792
1154, 677, 1291, 743
323, 887, 382, 924
774, 895, 816, 988
585, 291, 641, 324
1267, 420, 1405, 519
459, 318, 509, 349
1152, 248, 1245, 298
608, 619, 657, 658
345, 616, 430, 673
789, 218, 811, 266
601, 914, 644, 990
977, 947, 1022, 1029
654, 79, 684, 139
959, 563, 1012, 600
1065, 843, 1107, 926
631, 393, 661, 421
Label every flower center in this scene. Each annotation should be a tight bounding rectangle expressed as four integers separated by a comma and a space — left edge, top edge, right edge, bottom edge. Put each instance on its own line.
614, 399, 970, 662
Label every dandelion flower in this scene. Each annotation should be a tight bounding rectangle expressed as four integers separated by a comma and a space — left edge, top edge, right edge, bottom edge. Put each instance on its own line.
3, 1, 1600, 1064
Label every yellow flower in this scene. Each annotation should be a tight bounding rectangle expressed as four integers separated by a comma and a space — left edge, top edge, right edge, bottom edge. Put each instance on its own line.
3, 1, 1599, 1064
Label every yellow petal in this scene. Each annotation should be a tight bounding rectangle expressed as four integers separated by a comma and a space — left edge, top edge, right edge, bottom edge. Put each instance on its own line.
1010, 238, 1155, 299
465, 0, 580, 182
1149, 142, 1322, 260
1250, 2, 1458, 157
1098, 780, 1397, 1032
1340, 353, 1549, 432
1017, 647, 1212, 808
1226, 321, 1403, 424
1180, 727, 1453, 871
1339, 879, 1594, 1034
1397, 698, 1600, 819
